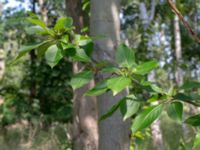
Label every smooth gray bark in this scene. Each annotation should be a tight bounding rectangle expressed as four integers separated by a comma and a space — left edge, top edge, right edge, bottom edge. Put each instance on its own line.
65, 1, 98, 149
90, 0, 130, 150
173, 3, 183, 85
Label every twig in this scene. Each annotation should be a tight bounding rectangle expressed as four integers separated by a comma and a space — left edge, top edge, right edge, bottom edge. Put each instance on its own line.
167, 0, 200, 44
181, 99, 200, 107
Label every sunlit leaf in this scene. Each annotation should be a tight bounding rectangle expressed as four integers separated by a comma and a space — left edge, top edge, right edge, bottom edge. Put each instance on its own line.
27, 18, 46, 29
116, 44, 136, 68
120, 95, 141, 120
107, 76, 131, 95
71, 48, 91, 62
70, 70, 93, 90
131, 105, 163, 133
45, 44, 63, 68
85, 80, 108, 96
133, 60, 158, 75
54, 17, 73, 30
15, 42, 45, 61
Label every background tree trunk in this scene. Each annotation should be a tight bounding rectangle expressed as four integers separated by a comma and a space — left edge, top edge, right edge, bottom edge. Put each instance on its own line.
38, 0, 48, 24
90, 0, 130, 149
173, 0, 183, 85
65, 1, 98, 150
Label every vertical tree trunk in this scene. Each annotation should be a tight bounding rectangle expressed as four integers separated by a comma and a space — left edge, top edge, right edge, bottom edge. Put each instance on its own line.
38, 0, 48, 24
65, 1, 98, 150
173, 0, 183, 85
90, 0, 130, 149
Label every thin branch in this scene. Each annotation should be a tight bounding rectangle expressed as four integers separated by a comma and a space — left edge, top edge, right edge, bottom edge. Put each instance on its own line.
182, 99, 200, 107
167, 0, 200, 44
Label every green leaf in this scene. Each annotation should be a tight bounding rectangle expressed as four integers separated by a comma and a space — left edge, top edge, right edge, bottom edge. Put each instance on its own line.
81, 41, 94, 57
131, 105, 163, 133
101, 66, 120, 74
85, 80, 108, 96
141, 81, 165, 94
194, 131, 200, 148
70, 70, 93, 90
45, 44, 63, 68
180, 81, 200, 89
15, 42, 45, 60
27, 18, 46, 29
185, 114, 200, 126
107, 76, 131, 95
54, 17, 73, 30
76, 35, 92, 46
37, 41, 53, 58
100, 100, 123, 121
25, 26, 46, 35
174, 93, 200, 102
120, 95, 141, 120
72, 48, 91, 62
116, 44, 136, 68
133, 60, 158, 75
167, 101, 183, 123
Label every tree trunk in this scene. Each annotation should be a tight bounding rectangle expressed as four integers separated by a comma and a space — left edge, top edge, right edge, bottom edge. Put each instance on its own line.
90, 0, 130, 149
65, 1, 98, 150
38, 0, 48, 24
173, 0, 183, 85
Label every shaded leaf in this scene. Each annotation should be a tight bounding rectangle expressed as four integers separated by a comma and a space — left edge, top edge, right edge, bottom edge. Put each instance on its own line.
167, 101, 183, 123
181, 81, 200, 89
174, 93, 200, 102
37, 41, 53, 57
185, 114, 200, 126
100, 100, 123, 121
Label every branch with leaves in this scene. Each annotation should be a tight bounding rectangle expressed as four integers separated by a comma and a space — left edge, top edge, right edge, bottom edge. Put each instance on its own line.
167, 0, 200, 44
14, 15, 200, 135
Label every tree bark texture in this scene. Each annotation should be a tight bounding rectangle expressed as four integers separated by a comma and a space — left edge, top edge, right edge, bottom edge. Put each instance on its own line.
65, 1, 98, 150
90, 0, 130, 150
173, 0, 183, 85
